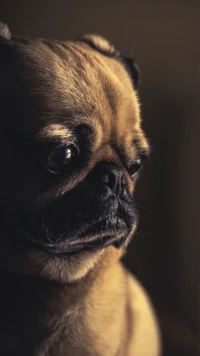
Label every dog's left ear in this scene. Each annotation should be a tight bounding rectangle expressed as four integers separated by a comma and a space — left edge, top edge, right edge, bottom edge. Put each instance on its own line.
78, 34, 139, 90
121, 56, 140, 90
0, 22, 11, 41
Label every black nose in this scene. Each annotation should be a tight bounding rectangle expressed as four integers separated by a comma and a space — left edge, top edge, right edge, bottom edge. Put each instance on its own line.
93, 162, 126, 195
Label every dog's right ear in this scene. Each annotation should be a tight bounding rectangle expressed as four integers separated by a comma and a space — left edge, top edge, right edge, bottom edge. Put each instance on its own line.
0, 22, 11, 41
78, 34, 140, 90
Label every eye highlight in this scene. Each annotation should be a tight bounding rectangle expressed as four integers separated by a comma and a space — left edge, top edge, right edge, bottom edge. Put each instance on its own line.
129, 158, 142, 178
43, 143, 76, 174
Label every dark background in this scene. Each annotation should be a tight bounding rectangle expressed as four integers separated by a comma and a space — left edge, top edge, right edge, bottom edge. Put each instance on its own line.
0, 1, 199, 355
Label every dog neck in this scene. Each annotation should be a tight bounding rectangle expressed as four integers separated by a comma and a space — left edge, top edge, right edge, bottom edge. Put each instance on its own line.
0, 246, 127, 355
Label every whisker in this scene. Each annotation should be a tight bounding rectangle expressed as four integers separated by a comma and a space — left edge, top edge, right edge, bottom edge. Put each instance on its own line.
42, 217, 57, 244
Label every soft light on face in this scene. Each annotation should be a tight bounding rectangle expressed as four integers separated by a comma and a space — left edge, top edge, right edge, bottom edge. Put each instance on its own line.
0, 28, 149, 283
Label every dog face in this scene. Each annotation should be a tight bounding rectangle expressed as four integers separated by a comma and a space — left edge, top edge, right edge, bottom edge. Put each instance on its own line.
0, 24, 149, 282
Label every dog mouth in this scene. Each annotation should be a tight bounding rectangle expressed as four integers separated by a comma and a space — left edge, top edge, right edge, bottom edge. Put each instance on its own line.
19, 208, 135, 255
17, 179, 136, 255
19, 231, 125, 255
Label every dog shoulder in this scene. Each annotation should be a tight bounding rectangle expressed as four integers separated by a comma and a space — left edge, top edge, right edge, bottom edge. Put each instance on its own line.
124, 269, 161, 356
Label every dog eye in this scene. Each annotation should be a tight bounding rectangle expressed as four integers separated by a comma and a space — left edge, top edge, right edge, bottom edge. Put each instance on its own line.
129, 158, 142, 178
44, 144, 76, 174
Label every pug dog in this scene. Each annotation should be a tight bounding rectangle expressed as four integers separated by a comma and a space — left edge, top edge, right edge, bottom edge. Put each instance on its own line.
0, 22, 161, 356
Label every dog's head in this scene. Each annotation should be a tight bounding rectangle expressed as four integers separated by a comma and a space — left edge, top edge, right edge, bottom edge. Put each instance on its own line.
0, 23, 149, 282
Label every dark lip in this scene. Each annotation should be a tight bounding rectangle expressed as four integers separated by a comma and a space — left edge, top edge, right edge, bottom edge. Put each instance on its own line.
19, 216, 130, 255
18, 232, 125, 256
19, 239, 89, 255
18, 203, 135, 256
77, 216, 128, 238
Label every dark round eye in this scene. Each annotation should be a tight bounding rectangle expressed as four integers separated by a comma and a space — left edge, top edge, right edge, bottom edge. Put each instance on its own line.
130, 158, 142, 178
44, 144, 76, 174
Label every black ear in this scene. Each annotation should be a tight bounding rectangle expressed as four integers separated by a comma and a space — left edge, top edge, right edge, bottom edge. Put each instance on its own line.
0, 22, 11, 41
77, 34, 139, 90
77, 33, 118, 57
120, 56, 140, 89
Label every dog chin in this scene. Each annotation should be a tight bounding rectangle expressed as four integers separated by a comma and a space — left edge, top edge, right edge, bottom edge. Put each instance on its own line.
0, 198, 137, 283
6, 237, 126, 283
8, 243, 105, 283
0, 217, 136, 283
20, 210, 136, 254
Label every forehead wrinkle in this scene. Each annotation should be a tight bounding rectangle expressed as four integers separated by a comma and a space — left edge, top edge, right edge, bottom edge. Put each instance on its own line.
96, 53, 142, 134
21, 41, 96, 118
62, 44, 120, 136
17, 38, 142, 158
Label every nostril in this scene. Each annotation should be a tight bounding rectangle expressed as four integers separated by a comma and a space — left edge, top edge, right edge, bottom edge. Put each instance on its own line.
100, 172, 117, 190
109, 172, 118, 191
102, 171, 123, 194
92, 162, 126, 195
121, 175, 126, 187
121, 175, 127, 196
101, 174, 110, 184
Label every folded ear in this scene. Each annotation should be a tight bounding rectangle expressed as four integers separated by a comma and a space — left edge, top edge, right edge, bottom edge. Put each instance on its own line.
78, 34, 139, 89
0, 21, 11, 41
121, 56, 140, 90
